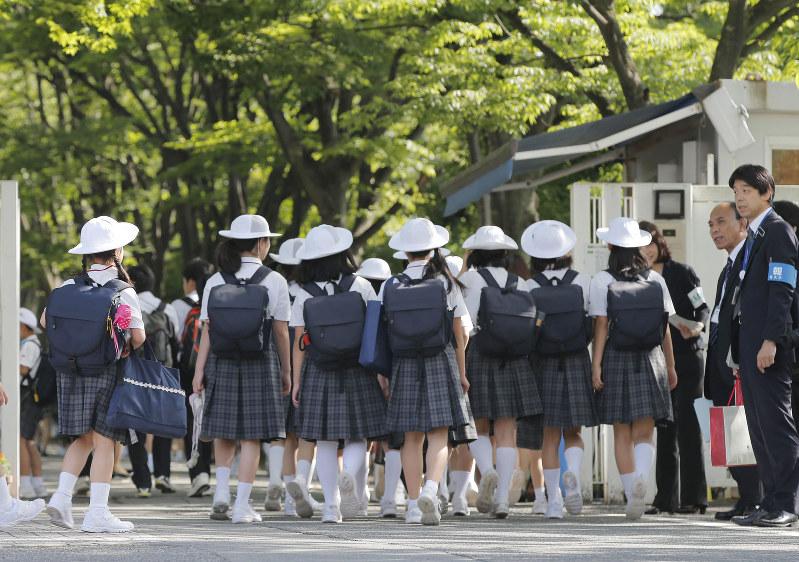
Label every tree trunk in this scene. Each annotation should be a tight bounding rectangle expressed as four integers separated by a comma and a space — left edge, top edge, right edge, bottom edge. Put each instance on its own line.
710, 0, 748, 81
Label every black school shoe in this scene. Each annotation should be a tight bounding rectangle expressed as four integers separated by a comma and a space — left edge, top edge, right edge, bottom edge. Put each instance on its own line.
715, 503, 758, 521
752, 510, 799, 528
732, 508, 768, 526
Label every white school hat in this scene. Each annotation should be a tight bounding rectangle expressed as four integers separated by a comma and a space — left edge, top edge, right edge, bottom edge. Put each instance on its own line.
389, 218, 450, 253
68, 216, 139, 255
269, 238, 305, 265
219, 214, 281, 239
596, 217, 652, 248
297, 225, 354, 261
356, 258, 392, 281
392, 248, 451, 260
19, 308, 41, 333
521, 220, 577, 259
445, 255, 464, 278
462, 225, 518, 251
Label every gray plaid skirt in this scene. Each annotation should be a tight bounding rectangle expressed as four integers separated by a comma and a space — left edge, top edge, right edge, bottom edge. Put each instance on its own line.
284, 394, 297, 435
385, 345, 476, 440
533, 350, 598, 428
57, 362, 128, 443
295, 359, 386, 441
516, 415, 544, 450
466, 346, 542, 421
201, 351, 286, 441
597, 346, 673, 424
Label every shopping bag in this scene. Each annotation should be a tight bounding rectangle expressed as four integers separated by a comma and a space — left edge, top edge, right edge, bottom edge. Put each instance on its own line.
107, 344, 187, 439
359, 300, 392, 376
709, 378, 756, 467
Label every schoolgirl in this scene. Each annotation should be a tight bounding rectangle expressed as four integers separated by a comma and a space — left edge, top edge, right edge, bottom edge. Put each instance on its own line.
380, 218, 476, 526
193, 214, 292, 524
589, 217, 678, 520
267, 237, 307, 516
45, 216, 144, 533
522, 220, 597, 519
459, 226, 542, 519
291, 225, 386, 524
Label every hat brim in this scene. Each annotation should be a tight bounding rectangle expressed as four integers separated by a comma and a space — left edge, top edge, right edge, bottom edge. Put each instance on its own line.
462, 234, 518, 251
68, 222, 139, 255
521, 224, 577, 259
388, 225, 450, 252
356, 270, 391, 281
269, 253, 301, 265
296, 228, 353, 261
219, 230, 282, 239
596, 228, 652, 248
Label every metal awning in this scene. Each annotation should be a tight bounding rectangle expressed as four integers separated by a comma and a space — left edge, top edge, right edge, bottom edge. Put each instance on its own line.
441, 93, 704, 216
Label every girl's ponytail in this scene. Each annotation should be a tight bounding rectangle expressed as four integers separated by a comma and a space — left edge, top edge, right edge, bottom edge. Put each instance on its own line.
216, 238, 259, 275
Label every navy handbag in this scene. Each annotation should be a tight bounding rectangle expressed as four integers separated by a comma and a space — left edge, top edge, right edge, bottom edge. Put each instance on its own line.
359, 300, 392, 376
107, 344, 187, 439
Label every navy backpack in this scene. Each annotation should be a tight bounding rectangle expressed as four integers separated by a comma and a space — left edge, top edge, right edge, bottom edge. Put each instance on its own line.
607, 270, 668, 351
301, 275, 366, 369
383, 274, 453, 358
207, 266, 272, 359
474, 269, 539, 359
531, 271, 592, 355
45, 274, 130, 376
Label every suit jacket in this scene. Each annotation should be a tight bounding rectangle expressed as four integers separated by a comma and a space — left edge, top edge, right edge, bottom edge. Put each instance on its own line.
705, 248, 743, 404
732, 209, 799, 375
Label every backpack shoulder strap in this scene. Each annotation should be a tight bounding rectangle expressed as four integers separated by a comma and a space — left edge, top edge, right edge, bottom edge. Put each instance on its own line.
504, 272, 519, 290
477, 268, 500, 289
247, 265, 272, 285
606, 269, 623, 282
561, 270, 579, 285
102, 278, 131, 293
337, 274, 357, 293
303, 282, 327, 298
532, 273, 551, 287
220, 271, 240, 285
181, 295, 199, 307
156, 301, 167, 313
395, 273, 413, 286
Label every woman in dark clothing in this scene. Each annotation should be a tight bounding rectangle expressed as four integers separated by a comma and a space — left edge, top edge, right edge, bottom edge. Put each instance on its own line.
640, 221, 709, 514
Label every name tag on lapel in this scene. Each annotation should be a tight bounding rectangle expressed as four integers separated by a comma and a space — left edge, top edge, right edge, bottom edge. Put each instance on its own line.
767, 262, 797, 287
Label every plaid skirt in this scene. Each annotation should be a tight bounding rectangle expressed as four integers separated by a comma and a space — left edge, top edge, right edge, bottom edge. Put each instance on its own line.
534, 350, 598, 428
385, 345, 476, 440
201, 352, 286, 441
516, 415, 544, 450
466, 346, 542, 421
284, 394, 298, 435
295, 359, 386, 441
57, 362, 128, 443
597, 346, 673, 424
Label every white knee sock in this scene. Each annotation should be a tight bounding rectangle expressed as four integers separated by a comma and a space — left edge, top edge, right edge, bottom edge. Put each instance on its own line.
88, 483, 110, 510
383, 450, 402, 502
438, 462, 449, 498
268, 444, 285, 487
234, 482, 253, 508
633, 443, 655, 479
297, 459, 312, 483
342, 440, 367, 479
0, 477, 12, 509
215, 466, 231, 498
451, 470, 470, 501
535, 487, 546, 502
564, 447, 583, 474
468, 435, 494, 475
495, 447, 517, 504
422, 479, 438, 497
55, 471, 78, 498
619, 472, 635, 501
544, 468, 562, 503
317, 441, 340, 508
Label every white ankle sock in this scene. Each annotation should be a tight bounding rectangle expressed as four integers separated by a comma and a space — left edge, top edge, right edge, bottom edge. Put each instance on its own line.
422, 479, 438, 497
284, 474, 295, 484
56, 472, 78, 498
234, 482, 253, 508
89, 483, 110, 509
317, 441, 340, 508
495, 447, 517, 504
619, 472, 635, 501
0, 477, 12, 509
544, 468, 561, 503
297, 459, 312, 483
534, 486, 546, 502
384, 450, 402, 501
268, 444, 285, 487
32, 476, 44, 489
468, 435, 494, 475
215, 466, 231, 497
633, 443, 655, 479
20, 475, 32, 489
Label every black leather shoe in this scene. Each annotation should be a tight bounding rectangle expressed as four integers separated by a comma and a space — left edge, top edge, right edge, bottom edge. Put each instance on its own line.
675, 504, 707, 515
732, 508, 768, 526
752, 510, 799, 528
645, 506, 674, 515
716, 505, 746, 521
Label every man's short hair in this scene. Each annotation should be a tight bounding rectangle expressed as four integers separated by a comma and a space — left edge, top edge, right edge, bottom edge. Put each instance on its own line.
728, 164, 775, 201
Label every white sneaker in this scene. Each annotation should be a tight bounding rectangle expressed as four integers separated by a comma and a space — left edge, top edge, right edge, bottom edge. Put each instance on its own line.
625, 476, 646, 521
0, 498, 45, 527
33, 483, 48, 498
154, 476, 176, 494
232, 502, 261, 524
405, 503, 422, 524
188, 473, 211, 498
418, 488, 441, 526
46, 492, 74, 529
466, 478, 478, 507
284, 492, 298, 517
286, 477, 313, 519
80, 507, 134, 533
508, 469, 526, 506
438, 492, 449, 516
19, 481, 37, 500
75, 476, 90, 497
531, 496, 548, 515
452, 494, 470, 516
338, 472, 360, 519
546, 494, 564, 519
494, 501, 509, 519
562, 471, 583, 515
380, 498, 397, 518
358, 492, 369, 517
211, 489, 231, 521
321, 504, 342, 524
476, 469, 498, 514
309, 495, 324, 512
264, 483, 282, 512
394, 482, 407, 506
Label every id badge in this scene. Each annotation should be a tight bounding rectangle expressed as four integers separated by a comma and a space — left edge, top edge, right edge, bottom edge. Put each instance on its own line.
710, 306, 720, 324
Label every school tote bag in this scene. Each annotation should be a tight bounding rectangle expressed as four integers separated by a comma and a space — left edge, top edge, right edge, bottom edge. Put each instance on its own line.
709, 378, 756, 467
107, 343, 187, 439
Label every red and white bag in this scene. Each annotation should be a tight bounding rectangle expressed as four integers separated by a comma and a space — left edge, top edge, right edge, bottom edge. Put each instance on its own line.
710, 378, 756, 467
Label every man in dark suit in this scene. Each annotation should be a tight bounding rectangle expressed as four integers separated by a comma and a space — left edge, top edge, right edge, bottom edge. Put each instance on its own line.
729, 164, 799, 528
705, 202, 763, 520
